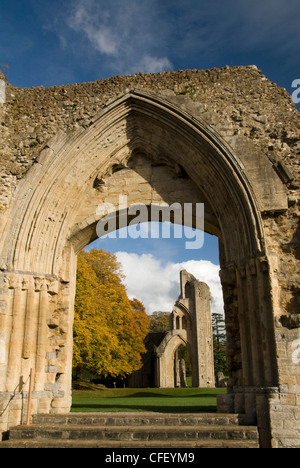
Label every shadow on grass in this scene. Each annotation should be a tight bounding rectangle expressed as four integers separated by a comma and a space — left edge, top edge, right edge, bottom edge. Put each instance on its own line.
111, 392, 219, 398
71, 388, 226, 413
71, 403, 218, 413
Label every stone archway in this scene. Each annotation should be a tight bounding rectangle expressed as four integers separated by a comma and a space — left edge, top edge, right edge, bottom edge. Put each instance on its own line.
0, 69, 299, 448
156, 332, 189, 388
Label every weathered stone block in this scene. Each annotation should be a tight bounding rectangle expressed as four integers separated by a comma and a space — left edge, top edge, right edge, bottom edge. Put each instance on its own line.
0, 80, 5, 104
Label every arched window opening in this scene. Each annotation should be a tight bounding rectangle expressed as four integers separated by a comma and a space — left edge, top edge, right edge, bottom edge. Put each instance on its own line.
185, 281, 192, 298
174, 344, 192, 387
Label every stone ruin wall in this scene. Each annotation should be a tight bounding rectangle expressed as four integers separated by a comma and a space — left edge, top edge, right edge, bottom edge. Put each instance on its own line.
0, 66, 299, 446
1, 65, 299, 328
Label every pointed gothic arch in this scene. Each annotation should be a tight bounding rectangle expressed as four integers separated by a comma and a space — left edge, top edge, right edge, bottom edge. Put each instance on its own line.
0, 83, 296, 447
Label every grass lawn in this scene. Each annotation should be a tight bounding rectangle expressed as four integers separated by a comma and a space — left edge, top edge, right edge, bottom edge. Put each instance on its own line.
71, 387, 227, 413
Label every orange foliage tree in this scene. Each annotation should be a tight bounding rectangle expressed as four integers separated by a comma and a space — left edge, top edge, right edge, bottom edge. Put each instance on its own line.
73, 249, 149, 379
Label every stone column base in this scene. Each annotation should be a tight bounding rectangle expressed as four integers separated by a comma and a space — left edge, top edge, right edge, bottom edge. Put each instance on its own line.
0, 391, 71, 435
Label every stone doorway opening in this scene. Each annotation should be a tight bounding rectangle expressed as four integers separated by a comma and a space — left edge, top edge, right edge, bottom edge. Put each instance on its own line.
174, 344, 191, 388
1, 85, 295, 447
73, 223, 221, 392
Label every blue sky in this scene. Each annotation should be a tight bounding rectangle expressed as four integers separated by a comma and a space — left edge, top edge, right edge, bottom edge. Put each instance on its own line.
1, 0, 299, 312
90, 228, 219, 263
86, 228, 223, 314
1, 0, 299, 96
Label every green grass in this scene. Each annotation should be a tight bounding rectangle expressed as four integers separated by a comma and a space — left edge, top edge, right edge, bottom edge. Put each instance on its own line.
71, 387, 227, 413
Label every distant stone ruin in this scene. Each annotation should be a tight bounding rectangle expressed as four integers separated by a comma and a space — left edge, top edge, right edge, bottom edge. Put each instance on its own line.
156, 270, 215, 388
129, 270, 215, 389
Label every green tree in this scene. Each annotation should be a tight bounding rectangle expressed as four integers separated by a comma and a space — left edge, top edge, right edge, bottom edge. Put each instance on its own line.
212, 312, 227, 376
73, 249, 149, 379
149, 311, 171, 332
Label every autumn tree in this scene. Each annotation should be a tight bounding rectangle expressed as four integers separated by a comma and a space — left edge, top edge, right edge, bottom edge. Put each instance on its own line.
73, 249, 149, 379
149, 311, 171, 332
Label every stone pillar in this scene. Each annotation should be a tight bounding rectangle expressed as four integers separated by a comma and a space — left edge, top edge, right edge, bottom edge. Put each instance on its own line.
194, 281, 215, 388
0, 270, 73, 433
0, 275, 9, 392
218, 256, 281, 446
34, 278, 49, 391
174, 349, 180, 387
156, 353, 172, 388
179, 358, 188, 388
0, 272, 43, 430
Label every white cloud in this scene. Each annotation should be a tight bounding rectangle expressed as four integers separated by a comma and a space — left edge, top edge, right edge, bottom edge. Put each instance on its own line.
46, 0, 300, 89
87, 27, 119, 56
67, 3, 119, 56
116, 251, 223, 317
65, 0, 173, 74
131, 55, 173, 74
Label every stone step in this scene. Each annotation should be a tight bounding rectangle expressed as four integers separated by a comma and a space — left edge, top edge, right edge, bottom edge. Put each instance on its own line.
0, 438, 258, 448
0, 412, 260, 448
32, 412, 249, 427
7, 424, 259, 441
